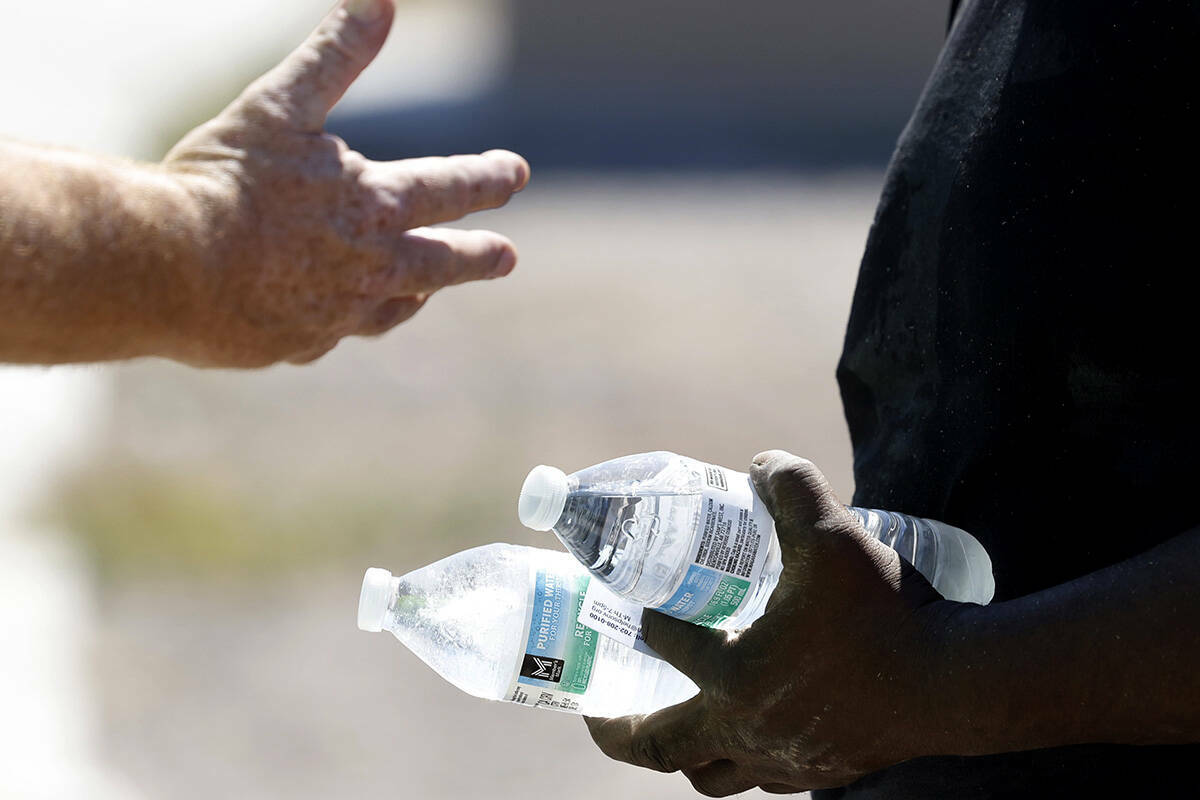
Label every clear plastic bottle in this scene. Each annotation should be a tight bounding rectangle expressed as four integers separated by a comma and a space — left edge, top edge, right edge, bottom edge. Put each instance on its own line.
518, 452, 995, 629
357, 543, 699, 716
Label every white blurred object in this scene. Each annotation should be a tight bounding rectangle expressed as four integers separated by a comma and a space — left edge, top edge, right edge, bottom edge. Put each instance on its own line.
0, 368, 107, 519
1, 0, 511, 794
0, 0, 509, 157
0, 368, 129, 798
334, 0, 511, 114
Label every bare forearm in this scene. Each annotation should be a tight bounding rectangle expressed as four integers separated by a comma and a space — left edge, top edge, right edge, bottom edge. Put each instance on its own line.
924, 526, 1200, 755
0, 139, 202, 363
588, 456, 1200, 795
2, 2, 529, 369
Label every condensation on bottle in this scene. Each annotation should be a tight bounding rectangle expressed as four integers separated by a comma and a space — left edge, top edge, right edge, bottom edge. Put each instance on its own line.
357, 543, 698, 716
518, 452, 995, 630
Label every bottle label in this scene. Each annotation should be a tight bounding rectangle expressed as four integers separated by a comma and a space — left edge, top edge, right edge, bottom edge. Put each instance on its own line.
655, 463, 772, 626
579, 463, 774, 648
505, 566, 598, 712
579, 578, 662, 656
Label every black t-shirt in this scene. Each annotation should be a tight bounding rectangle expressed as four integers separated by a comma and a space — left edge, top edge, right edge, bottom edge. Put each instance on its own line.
829, 0, 1200, 796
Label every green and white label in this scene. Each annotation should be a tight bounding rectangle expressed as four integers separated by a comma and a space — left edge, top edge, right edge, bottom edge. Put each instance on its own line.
580, 462, 774, 652
652, 463, 771, 626
505, 567, 598, 712
579, 579, 659, 655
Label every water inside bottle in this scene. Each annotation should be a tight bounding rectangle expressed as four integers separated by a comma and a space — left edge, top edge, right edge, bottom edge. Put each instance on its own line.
555, 490, 704, 607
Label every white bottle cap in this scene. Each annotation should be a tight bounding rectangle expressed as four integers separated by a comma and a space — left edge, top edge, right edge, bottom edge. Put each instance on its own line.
518, 465, 569, 531
358, 567, 395, 632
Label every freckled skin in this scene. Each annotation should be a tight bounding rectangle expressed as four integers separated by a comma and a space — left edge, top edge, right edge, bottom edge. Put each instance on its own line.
0, 0, 529, 368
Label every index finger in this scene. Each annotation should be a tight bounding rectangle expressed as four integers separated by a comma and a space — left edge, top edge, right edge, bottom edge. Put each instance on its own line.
639, 610, 729, 690
584, 697, 724, 773
368, 150, 531, 228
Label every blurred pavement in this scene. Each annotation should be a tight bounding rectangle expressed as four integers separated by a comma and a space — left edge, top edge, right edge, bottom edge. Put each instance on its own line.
0, 0, 507, 795
0, 368, 131, 799
1, 1, 907, 797
83, 173, 881, 799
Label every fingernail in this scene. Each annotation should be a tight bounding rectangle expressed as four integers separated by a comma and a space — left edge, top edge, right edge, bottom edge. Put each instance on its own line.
484, 150, 530, 191
492, 247, 517, 277
513, 158, 531, 191
345, 0, 386, 21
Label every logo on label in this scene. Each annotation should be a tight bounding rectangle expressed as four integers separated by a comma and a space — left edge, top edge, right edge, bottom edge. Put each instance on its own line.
520, 653, 565, 683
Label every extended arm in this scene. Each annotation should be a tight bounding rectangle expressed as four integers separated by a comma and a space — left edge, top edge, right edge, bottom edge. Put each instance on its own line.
0, 141, 206, 363
922, 524, 1200, 754
587, 452, 1200, 795
0, 0, 528, 368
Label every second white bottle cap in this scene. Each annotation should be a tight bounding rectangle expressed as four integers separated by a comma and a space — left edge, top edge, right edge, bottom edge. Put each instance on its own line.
518, 465, 569, 531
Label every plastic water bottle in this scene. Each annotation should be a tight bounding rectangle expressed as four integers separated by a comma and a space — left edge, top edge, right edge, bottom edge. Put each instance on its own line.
517, 452, 995, 630
357, 543, 698, 716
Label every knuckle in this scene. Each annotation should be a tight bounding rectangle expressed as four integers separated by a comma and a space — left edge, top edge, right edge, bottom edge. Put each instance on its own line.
234, 89, 294, 128
767, 459, 831, 513
407, 241, 438, 280
365, 297, 421, 335
449, 170, 473, 210
323, 133, 350, 153
341, 153, 371, 189
311, 25, 366, 74
585, 717, 617, 750
631, 731, 676, 773
689, 774, 733, 798
171, 118, 246, 156
364, 260, 401, 294
393, 177, 428, 225
752, 448, 788, 467
405, 172, 430, 196
318, 133, 351, 163
776, 457, 818, 487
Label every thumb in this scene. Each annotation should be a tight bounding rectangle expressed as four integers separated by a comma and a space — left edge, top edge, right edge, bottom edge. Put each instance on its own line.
749, 450, 843, 530
749, 450, 860, 568
242, 0, 394, 132
640, 609, 728, 689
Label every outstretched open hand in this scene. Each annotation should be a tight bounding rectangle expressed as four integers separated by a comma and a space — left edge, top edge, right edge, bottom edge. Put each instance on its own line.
586, 450, 955, 795
161, 0, 529, 366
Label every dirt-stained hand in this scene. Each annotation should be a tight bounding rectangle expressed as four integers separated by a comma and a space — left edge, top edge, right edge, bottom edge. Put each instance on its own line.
585, 450, 955, 796
159, 0, 529, 367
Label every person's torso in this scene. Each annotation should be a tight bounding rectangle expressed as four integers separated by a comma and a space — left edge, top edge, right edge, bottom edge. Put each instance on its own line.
830, 0, 1200, 795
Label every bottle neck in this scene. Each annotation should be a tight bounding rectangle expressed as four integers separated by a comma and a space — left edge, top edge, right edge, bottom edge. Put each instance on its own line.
380, 576, 404, 632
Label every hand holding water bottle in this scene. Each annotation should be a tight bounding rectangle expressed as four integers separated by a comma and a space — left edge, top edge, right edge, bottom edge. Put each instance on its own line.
585, 450, 958, 796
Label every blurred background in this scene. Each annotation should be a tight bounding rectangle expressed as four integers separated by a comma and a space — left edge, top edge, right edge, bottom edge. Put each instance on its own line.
0, 1, 947, 797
